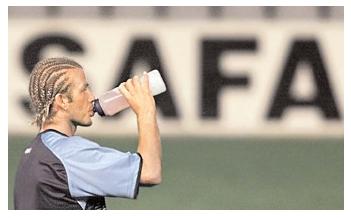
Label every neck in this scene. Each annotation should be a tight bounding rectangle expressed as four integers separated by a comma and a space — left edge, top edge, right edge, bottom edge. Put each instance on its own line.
40, 120, 77, 136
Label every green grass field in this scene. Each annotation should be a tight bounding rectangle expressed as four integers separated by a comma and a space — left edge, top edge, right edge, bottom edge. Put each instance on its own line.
8, 135, 343, 209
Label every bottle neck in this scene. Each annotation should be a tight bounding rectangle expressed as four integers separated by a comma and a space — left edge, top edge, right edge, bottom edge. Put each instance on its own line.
93, 99, 105, 116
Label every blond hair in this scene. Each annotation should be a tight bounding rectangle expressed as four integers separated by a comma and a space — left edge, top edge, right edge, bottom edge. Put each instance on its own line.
28, 57, 82, 128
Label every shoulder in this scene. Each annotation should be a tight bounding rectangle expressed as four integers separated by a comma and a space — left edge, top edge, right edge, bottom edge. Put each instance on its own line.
67, 136, 100, 148
40, 131, 101, 154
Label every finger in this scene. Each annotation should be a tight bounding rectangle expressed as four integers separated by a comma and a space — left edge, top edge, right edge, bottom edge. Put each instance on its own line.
118, 82, 132, 99
141, 72, 151, 93
125, 79, 135, 95
132, 75, 142, 92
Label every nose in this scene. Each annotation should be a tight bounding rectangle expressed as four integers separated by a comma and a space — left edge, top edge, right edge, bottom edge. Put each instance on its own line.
88, 89, 95, 102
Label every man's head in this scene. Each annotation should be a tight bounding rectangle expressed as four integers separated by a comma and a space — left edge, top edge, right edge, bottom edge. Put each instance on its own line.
29, 57, 95, 129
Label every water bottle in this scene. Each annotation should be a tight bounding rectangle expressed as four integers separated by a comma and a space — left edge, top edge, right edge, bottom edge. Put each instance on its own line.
93, 70, 166, 116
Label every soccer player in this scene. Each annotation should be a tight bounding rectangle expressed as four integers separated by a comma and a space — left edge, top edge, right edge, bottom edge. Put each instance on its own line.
14, 57, 162, 209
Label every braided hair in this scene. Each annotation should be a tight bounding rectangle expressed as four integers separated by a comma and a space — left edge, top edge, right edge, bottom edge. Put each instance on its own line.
28, 57, 83, 128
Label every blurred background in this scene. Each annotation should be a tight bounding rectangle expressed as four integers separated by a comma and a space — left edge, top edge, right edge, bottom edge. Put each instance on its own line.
8, 6, 343, 209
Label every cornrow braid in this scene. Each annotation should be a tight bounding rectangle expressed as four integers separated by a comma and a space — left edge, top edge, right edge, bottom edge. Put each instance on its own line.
29, 57, 83, 128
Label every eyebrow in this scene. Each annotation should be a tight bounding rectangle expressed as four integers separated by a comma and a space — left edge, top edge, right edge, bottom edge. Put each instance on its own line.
81, 83, 89, 90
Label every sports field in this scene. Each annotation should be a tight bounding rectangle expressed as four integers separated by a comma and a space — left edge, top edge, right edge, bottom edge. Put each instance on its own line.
8, 135, 343, 209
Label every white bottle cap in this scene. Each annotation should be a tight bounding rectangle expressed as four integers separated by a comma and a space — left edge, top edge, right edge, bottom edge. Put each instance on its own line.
147, 70, 167, 96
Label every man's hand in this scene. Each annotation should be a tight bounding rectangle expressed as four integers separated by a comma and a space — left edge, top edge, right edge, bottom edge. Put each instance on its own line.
119, 73, 156, 119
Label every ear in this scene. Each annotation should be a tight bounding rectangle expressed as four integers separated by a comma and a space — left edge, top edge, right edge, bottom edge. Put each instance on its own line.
54, 94, 70, 111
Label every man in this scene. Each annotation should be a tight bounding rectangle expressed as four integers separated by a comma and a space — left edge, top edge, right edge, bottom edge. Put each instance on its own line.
14, 57, 162, 210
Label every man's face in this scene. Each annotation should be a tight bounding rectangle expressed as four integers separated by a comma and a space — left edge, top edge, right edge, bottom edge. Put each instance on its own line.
66, 68, 95, 127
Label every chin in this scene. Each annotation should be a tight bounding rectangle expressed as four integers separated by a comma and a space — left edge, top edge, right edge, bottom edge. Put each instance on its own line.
72, 119, 93, 127
81, 122, 92, 127
82, 120, 93, 127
